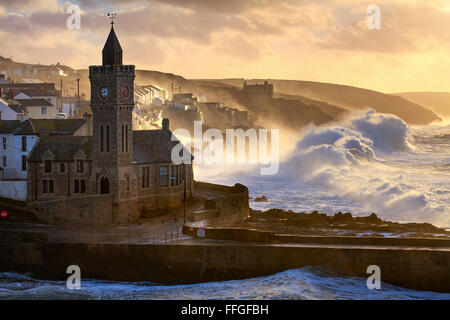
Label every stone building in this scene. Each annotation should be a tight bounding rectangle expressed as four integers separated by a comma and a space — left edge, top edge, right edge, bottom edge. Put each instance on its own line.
242, 81, 274, 101
25, 24, 193, 225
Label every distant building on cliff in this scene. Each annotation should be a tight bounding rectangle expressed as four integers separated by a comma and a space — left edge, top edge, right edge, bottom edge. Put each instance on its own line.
25, 23, 193, 224
242, 81, 274, 101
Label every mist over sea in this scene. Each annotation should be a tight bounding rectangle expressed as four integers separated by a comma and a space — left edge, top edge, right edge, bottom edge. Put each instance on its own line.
198, 110, 450, 228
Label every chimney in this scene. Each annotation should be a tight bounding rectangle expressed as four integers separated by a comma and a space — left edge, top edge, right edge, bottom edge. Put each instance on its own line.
19, 114, 29, 123
83, 112, 93, 135
162, 118, 169, 131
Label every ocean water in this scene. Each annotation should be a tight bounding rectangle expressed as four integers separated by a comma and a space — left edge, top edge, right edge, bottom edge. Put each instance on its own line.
197, 110, 450, 228
1, 268, 449, 300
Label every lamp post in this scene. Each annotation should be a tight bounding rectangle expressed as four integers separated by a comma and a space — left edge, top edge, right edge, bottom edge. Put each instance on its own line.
183, 162, 186, 226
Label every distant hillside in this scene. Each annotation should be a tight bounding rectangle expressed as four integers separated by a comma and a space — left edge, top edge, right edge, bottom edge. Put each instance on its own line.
75, 69, 440, 128
207, 79, 440, 125
393, 92, 450, 120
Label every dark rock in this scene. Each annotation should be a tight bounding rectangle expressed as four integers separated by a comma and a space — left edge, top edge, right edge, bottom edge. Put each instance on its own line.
254, 195, 268, 202
333, 212, 354, 223
356, 213, 382, 224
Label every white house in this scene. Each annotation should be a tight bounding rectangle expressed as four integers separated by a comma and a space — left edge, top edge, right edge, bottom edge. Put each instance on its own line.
0, 120, 38, 181
0, 97, 26, 120
15, 98, 56, 119
13, 89, 60, 114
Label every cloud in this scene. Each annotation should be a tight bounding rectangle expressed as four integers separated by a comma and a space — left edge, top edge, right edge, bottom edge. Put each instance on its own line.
1, 0, 450, 92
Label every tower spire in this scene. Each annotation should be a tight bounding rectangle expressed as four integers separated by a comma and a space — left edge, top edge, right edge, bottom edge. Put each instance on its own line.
102, 13, 122, 66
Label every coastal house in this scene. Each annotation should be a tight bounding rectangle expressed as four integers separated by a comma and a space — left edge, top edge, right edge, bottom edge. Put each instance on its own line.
14, 98, 56, 119
25, 24, 194, 225
0, 82, 62, 113
0, 97, 26, 120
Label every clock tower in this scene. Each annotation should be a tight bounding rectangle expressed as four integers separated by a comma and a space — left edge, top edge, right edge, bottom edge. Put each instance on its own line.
89, 21, 135, 207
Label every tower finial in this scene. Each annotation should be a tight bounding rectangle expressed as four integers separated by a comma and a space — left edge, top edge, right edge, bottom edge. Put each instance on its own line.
107, 12, 117, 26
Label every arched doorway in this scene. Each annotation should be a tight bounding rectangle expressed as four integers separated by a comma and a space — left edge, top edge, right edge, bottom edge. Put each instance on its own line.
100, 177, 110, 194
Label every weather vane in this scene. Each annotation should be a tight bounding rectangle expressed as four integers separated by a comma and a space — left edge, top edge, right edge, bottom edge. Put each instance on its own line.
107, 13, 117, 25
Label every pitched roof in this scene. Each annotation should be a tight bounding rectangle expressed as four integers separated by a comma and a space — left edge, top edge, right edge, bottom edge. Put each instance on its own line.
15, 98, 53, 107
0, 98, 26, 114
28, 136, 92, 162
14, 88, 58, 97
102, 26, 122, 66
14, 119, 86, 136
0, 120, 22, 134
133, 129, 191, 164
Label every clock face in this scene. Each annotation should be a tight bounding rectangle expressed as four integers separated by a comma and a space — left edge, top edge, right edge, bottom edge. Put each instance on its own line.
121, 85, 129, 97
99, 86, 109, 98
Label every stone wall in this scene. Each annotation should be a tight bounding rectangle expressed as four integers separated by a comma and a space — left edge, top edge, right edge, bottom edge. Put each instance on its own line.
0, 231, 47, 272
1, 230, 449, 292
188, 181, 249, 226
39, 242, 450, 292
26, 194, 114, 225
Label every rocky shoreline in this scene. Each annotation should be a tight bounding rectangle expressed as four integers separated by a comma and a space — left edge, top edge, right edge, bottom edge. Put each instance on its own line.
234, 208, 450, 238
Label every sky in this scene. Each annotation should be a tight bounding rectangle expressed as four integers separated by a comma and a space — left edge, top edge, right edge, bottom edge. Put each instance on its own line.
1, 0, 450, 93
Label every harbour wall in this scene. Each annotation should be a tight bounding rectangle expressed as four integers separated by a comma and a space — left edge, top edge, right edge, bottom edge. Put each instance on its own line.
0, 231, 448, 293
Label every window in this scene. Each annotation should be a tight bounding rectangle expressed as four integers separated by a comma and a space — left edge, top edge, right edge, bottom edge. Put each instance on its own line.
125, 124, 128, 152
141, 167, 150, 188
21, 136, 27, 152
174, 165, 178, 185
76, 160, 84, 173
42, 180, 53, 194
126, 176, 130, 191
100, 125, 110, 153
2, 137, 6, 151
59, 163, 65, 173
41, 107, 47, 114
100, 125, 104, 152
44, 160, 52, 173
74, 179, 79, 194
21, 155, 27, 171
2, 156, 6, 168
121, 124, 124, 153
170, 166, 178, 186
159, 166, 168, 186
74, 179, 86, 194
106, 125, 110, 152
